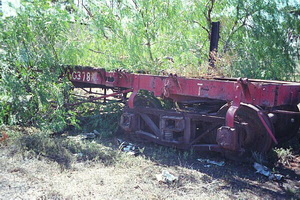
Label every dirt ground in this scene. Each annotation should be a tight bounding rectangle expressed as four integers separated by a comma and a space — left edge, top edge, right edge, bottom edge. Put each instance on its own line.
0, 132, 300, 200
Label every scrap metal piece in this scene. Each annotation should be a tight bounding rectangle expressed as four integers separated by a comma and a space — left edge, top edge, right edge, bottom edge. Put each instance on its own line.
253, 162, 284, 181
117, 139, 140, 156
156, 170, 178, 183
197, 158, 225, 167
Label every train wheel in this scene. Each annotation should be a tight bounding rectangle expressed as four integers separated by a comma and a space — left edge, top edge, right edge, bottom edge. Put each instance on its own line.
235, 105, 273, 154
216, 103, 230, 117
272, 105, 300, 143
217, 104, 273, 159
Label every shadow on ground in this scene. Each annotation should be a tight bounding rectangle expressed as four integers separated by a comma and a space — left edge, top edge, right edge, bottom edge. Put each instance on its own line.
108, 131, 300, 200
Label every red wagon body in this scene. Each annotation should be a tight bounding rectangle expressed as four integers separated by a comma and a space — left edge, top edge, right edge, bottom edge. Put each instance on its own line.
69, 66, 300, 157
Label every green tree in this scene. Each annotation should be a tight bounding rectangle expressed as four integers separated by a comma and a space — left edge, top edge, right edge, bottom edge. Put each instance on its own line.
219, 0, 299, 80
0, 0, 75, 130
1, 0, 299, 129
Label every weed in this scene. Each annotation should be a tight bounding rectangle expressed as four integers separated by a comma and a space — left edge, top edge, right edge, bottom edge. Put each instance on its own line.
274, 147, 294, 166
18, 133, 74, 169
75, 102, 123, 137
37, 191, 64, 200
252, 151, 268, 165
181, 151, 189, 161
72, 141, 117, 164
285, 186, 300, 198
14, 132, 118, 169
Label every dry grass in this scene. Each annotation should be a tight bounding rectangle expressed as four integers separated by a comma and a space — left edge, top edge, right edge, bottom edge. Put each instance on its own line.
0, 148, 236, 200
0, 127, 300, 200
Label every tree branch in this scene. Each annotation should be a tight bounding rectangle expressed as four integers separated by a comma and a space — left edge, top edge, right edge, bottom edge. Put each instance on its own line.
223, 8, 260, 53
205, 0, 215, 27
132, 0, 154, 61
193, 20, 210, 38
82, 2, 93, 18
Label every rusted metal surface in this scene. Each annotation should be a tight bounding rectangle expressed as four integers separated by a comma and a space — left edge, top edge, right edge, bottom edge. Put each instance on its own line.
68, 67, 300, 108
271, 105, 300, 142
68, 66, 300, 157
216, 126, 239, 151
257, 110, 278, 144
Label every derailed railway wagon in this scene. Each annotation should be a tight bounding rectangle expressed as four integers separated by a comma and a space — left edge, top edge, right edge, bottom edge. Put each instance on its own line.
68, 66, 300, 158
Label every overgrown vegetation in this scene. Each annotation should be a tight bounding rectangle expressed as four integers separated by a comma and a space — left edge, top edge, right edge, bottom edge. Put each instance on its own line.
0, 0, 299, 131
74, 101, 123, 135
1, 0, 299, 189
0, 1, 73, 129
274, 147, 294, 166
1, 128, 299, 199
3, 128, 118, 169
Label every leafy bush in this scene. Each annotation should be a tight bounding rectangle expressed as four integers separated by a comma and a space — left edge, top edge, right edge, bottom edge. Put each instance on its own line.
76, 102, 123, 136
0, 0, 299, 130
0, 1, 75, 130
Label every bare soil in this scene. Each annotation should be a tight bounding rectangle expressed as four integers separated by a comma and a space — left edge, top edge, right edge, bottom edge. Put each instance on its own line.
0, 132, 300, 200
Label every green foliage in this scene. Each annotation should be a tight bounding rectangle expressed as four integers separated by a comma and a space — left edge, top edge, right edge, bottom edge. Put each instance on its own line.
1, 0, 299, 130
62, 0, 299, 79
220, 0, 299, 80
76, 102, 123, 136
0, 0, 72, 129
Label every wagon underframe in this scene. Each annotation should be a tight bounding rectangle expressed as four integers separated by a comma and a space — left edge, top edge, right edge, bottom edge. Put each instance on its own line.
68, 66, 300, 157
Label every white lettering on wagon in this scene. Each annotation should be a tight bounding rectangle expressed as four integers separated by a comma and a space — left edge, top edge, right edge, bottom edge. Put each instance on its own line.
72, 71, 91, 82
197, 83, 203, 96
